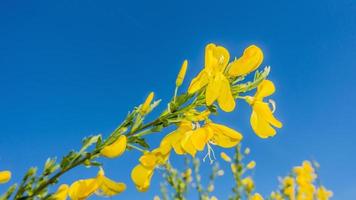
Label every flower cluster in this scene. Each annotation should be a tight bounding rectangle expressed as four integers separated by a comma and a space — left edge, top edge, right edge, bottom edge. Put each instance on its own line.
127, 43, 283, 192
1, 42, 330, 200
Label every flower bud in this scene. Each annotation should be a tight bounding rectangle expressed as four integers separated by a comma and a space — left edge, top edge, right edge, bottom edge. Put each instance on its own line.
175, 60, 188, 87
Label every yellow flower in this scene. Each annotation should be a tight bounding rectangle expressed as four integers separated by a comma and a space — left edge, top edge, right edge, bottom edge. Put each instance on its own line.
141, 92, 154, 115
176, 60, 188, 87
247, 161, 256, 169
246, 80, 283, 138
317, 186, 333, 200
52, 184, 69, 200
220, 152, 232, 162
131, 147, 170, 192
228, 45, 264, 77
0, 170, 11, 184
160, 121, 243, 157
242, 177, 254, 192
250, 193, 264, 200
100, 135, 127, 158
294, 161, 316, 200
282, 176, 295, 200
188, 43, 235, 112
68, 168, 125, 199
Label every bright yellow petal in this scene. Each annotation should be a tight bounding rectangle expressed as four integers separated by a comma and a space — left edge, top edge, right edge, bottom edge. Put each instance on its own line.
180, 131, 197, 157
139, 153, 157, 168
255, 80, 275, 100
217, 75, 235, 112
0, 170, 11, 184
228, 45, 263, 77
209, 123, 243, 148
253, 101, 282, 128
68, 178, 99, 200
97, 176, 126, 196
188, 71, 209, 94
210, 123, 243, 140
206, 75, 223, 106
250, 110, 276, 138
100, 135, 127, 158
131, 164, 154, 192
52, 184, 69, 200
205, 43, 230, 72
190, 128, 210, 151
160, 121, 192, 155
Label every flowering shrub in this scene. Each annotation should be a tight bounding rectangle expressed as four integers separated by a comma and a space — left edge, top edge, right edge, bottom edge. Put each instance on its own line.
0, 43, 331, 200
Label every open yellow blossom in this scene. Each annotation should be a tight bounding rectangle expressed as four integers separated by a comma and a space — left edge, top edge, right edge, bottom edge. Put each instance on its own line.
53, 184, 69, 200
188, 43, 235, 112
100, 135, 127, 158
220, 152, 232, 162
0, 170, 11, 184
141, 92, 155, 115
247, 161, 256, 169
176, 60, 188, 87
131, 147, 170, 192
317, 186, 333, 200
68, 168, 125, 199
250, 193, 264, 200
246, 80, 282, 138
160, 121, 242, 157
228, 45, 263, 77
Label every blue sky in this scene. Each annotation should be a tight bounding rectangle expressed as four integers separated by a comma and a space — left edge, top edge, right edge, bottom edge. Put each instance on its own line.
0, 0, 355, 199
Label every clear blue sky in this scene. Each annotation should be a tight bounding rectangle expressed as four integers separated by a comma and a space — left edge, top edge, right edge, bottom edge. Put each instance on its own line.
0, 0, 355, 199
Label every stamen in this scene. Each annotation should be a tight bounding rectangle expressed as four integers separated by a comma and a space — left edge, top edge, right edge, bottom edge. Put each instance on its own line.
203, 143, 216, 164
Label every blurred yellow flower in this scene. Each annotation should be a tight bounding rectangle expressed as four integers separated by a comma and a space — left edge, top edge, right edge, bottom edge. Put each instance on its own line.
220, 152, 232, 162
0, 170, 11, 184
294, 161, 316, 200
131, 147, 169, 192
141, 92, 155, 115
247, 161, 256, 169
246, 80, 283, 138
53, 184, 69, 200
176, 60, 188, 87
188, 43, 235, 112
68, 168, 125, 199
250, 193, 264, 200
100, 135, 127, 158
228, 45, 263, 77
210, 196, 218, 200
316, 186, 333, 200
242, 177, 254, 192
282, 176, 295, 200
